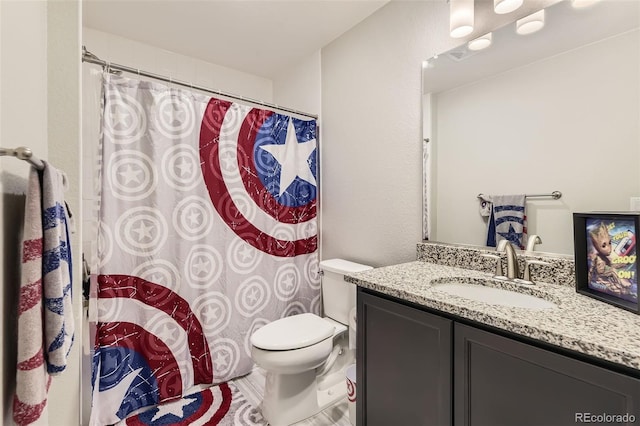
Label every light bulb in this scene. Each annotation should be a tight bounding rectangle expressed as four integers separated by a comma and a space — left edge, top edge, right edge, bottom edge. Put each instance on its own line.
494, 0, 523, 14
516, 9, 545, 35
468, 33, 492, 51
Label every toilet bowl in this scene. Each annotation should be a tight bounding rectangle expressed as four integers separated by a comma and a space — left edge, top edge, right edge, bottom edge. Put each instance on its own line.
249, 258, 372, 426
251, 313, 337, 375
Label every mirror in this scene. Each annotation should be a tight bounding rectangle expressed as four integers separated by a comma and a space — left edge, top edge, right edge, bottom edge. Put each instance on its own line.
422, 0, 640, 255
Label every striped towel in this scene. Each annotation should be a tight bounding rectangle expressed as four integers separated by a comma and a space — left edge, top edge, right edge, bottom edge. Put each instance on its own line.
14, 168, 51, 426
483, 194, 527, 249
41, 162, 74, 374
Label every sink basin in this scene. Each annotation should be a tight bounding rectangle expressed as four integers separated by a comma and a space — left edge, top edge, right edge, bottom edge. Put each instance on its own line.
431, 279, 557, 310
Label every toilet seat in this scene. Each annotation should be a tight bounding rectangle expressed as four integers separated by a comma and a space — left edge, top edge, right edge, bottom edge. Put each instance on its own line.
251, 313, 335, 351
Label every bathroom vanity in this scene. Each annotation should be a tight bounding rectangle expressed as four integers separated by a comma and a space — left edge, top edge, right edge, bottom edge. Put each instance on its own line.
347, 243, 640, 426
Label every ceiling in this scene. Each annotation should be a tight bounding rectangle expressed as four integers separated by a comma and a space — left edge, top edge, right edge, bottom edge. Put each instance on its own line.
83, 0, 389, 79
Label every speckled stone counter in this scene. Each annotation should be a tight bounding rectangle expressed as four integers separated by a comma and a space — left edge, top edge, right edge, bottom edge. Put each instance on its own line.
416, 241, 576, 287
346, 260, 640, 372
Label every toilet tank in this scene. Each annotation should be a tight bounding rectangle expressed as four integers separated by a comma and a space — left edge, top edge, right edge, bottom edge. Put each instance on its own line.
319, 259, 373, 325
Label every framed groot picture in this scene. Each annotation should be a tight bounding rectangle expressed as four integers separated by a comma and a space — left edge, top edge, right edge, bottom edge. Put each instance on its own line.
573, 212, 639, 314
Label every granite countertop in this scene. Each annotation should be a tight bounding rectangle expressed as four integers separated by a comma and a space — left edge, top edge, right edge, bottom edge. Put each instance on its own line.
346, 261, 640, 372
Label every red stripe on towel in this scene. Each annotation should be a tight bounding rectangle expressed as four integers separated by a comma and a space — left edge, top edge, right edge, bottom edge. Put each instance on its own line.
19, 279, 42, 314
22, 238, 43, 263
17, 349, 45, 371
522, 214, 528, 250
13, 398, 47, 426
12, 377, 51, 426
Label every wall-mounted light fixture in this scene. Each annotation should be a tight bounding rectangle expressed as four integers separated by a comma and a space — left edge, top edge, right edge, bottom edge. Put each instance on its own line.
516, 9, 545, 35
450, 0, 474, 38
494, 0, 523, 14
468, 32, 492, 51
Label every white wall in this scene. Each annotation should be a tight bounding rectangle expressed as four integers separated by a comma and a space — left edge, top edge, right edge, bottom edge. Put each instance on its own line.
1, 1, 82, 424
433, 30, 640, 255
1, 1, 49, 423
83, 28, 273, 103
320, 1, 458, 267
273, 50, 321, 116
48, 3, 83, 424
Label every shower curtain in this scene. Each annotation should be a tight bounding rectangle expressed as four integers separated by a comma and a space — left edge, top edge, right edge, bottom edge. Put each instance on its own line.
90, 74, 320, 425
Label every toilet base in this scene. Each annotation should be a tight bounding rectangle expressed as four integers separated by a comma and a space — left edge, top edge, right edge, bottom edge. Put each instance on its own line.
261, 369, 347, 426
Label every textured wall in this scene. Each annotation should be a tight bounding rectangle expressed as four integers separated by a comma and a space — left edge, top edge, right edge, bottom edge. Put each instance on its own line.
273, 50, 321, 117
0, 1, 49, 423
48, 2, 83, 424
320, 1, 455, 267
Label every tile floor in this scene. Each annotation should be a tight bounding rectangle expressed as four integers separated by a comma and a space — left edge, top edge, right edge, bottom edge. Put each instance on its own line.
232, 367, 352, 426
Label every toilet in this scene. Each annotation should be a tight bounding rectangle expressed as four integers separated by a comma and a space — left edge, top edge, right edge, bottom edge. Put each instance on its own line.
250, 258, 372, 426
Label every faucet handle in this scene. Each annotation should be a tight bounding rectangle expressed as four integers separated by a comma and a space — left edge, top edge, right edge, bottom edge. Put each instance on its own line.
522, 259, 551, 283
525, 235, 543, 252
480, 253, 503, 278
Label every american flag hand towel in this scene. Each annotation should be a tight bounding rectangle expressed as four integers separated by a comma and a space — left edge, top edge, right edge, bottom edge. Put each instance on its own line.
13, 167, 51, 426
41, 162, 74, 374
485, 194, 527, 249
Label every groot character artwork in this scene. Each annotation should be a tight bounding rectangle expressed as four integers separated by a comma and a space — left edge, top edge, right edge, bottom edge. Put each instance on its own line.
588, 222, 632, 295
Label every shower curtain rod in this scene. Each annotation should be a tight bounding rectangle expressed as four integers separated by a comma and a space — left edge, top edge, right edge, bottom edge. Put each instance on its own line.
82, 47, 318, 120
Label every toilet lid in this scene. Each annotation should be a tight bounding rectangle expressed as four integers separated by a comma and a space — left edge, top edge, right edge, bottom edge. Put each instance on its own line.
250, 313, 335, 351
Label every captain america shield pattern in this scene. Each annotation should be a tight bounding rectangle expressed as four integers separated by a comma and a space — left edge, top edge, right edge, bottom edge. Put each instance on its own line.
199, 99, 318, 257
121, 383, 232, 426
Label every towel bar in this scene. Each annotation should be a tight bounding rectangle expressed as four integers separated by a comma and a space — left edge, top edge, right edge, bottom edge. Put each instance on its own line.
477, 191, 562, 200
0, 146, 45, 170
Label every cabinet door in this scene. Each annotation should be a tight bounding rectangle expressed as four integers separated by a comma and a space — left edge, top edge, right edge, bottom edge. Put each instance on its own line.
357, 289, 452, 426
454, 323, 640, 426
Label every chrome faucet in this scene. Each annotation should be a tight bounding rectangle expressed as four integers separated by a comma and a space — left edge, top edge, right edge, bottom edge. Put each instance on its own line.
502, 242, 520, 280
486, 240, 550, 284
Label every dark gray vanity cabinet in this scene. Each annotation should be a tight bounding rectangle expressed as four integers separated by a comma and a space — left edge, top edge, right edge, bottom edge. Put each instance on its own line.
455, 323, 640, 426
357, 288, 640, 426
357, 289, 452, 426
